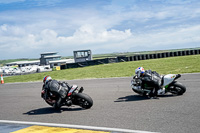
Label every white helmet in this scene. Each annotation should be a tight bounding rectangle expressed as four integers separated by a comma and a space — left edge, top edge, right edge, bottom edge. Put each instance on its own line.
43, 76, 52, 84
135, 67, 145, 77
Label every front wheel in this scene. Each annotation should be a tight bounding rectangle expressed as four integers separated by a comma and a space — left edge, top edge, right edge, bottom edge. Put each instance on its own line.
168, 82, 186, 95
72, 93, 93, 109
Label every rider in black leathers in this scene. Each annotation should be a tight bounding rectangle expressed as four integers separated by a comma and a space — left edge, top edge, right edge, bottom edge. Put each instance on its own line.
42, 76, 70, 108
135, 67, 164, 99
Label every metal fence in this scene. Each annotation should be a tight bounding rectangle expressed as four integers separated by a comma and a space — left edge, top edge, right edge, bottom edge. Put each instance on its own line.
61, 49, 200, 69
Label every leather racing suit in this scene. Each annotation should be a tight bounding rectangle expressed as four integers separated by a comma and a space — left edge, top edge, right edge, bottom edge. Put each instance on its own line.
140, 70, 162, 97
42, 80, 69, 108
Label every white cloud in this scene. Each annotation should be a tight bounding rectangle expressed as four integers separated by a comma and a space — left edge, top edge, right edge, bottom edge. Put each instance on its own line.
124, 25, 200, 52
68, 25, 132, 43
0, 0, 200, 59
2, 23, 199, 57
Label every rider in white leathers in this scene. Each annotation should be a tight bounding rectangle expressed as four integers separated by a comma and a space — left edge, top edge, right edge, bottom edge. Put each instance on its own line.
135, 67, 165, 99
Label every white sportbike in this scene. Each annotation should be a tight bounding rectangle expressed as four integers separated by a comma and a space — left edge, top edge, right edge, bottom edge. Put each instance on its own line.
131, 74, 186, 96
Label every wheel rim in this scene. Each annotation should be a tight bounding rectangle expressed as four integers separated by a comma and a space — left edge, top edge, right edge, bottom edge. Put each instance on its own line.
73, 93, 92, 109
170, 86, 182, 95
81, 99, 89, 107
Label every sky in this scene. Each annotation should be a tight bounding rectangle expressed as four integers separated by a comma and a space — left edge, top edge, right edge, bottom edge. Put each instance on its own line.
0, 0, 200, 59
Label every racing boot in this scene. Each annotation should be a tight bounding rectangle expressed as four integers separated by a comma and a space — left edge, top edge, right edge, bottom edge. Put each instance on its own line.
147, 89, 155, 99
149, 88, 159, 99
53, 97, 62, 109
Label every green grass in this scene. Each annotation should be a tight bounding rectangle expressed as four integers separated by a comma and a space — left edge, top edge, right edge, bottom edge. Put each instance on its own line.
3, 54, 200, 83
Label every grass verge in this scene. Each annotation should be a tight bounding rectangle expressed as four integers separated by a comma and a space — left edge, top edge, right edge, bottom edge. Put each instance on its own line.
3, 54, 200, 83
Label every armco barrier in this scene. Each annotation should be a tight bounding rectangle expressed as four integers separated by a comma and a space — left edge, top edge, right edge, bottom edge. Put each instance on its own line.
61, 48, 200, 70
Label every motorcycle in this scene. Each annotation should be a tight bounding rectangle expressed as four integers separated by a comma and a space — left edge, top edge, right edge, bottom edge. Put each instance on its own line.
131, 74, 186, 97
41, 84, 93, 109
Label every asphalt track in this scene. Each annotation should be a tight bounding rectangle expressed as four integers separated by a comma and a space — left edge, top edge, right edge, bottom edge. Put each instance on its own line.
0, 73, 200, 133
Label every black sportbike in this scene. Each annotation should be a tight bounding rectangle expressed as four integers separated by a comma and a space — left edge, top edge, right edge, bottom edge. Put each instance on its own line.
41, 84, 93, 109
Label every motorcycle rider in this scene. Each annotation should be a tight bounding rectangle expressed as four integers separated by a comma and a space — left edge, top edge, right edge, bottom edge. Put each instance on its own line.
42, 76, 69, 109
135, 67, 165, 99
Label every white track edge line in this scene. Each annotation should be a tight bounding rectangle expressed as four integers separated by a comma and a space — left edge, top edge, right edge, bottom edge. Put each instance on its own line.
0, 120, 160, 133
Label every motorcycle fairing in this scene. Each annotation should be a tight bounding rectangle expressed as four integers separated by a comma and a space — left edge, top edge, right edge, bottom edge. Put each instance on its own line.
162, 74, 176, 87
68, 85, 78, 96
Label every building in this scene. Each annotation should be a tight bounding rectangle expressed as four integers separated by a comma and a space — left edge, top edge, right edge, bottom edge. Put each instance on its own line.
5, 52, 74, 69
6, 60, 40, 67
49, 59, 74, 68
6, 50, 93, 69
73, 49, 92, 63
40, 52, 61, 65
40, 52, 75, 68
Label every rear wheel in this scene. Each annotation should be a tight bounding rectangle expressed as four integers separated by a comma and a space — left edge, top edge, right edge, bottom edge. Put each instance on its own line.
169, 82, 186, 95
73, 93, 93, 109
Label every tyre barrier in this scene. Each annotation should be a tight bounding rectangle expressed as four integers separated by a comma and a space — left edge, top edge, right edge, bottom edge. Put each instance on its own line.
61, 49, 200, 69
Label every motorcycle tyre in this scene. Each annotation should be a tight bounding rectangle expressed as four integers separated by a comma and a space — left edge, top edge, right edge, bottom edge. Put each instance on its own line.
169, 82, 186, 95
73, 93, 93, 109
45, 97, 60, 109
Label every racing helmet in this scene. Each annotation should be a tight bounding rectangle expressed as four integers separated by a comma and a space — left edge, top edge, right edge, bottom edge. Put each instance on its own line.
135, 67, 145, 77
43, 76, 52, 84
